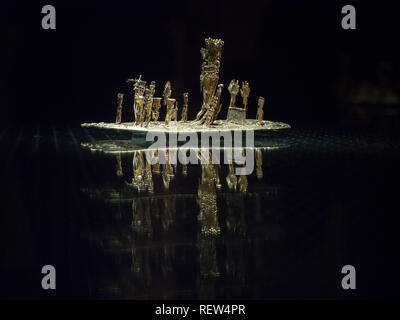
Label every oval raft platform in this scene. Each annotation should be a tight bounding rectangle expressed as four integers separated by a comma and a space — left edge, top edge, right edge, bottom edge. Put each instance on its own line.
81, 119, 291, 148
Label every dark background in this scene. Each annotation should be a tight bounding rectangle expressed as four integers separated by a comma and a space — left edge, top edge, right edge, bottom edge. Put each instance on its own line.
1, 0, 400, 129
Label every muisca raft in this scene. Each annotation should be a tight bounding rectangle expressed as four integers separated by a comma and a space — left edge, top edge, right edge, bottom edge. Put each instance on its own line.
82, 38, 290, 133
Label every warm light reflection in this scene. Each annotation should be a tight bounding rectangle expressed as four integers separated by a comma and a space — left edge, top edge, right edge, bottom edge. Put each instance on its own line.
79, 144, 281, 298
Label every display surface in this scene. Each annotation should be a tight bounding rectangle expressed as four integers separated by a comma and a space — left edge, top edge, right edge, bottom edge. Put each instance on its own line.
1, 126, 399, 299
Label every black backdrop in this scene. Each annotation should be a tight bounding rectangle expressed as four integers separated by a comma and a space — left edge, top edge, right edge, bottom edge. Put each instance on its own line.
1, 0, 400, 128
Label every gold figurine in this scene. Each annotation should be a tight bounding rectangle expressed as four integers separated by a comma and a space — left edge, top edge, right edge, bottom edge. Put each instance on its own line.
130, 75, 146, 125
135, 95, 145, 126
144, 81, 156, 127
200, 83, 224, 126
255, 148, 263, 179
227, 79, 248, 124
172, 101, 178, 124
238, 175, 248, 193
152, 97, 161, 122
257, 96, 264, 124
181, 92, 188, 122
115, 92, 124, 124
240, 81, 250, 109
152, 150, 160, 173
197, 159, 220, 235
182, 164, 187, 175
211, 84, 224, 123
196, 38, 224, 122
226, 164, 238, 191
165, 98, 176, 126
116, 153, 123, 177
228, 79, 239, 109
163, 81, 172, 107
85, 38, 289, 131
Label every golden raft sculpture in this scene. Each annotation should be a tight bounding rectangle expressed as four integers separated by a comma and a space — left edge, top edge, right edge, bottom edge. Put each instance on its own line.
81, 37, 291, 133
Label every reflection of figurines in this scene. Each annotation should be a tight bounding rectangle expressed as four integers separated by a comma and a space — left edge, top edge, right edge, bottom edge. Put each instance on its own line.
131, 247, 152, 287
226, 164, 238, 191
182, 164, 187, 176
152, 97, 161, 122
152, 150, 161, 173
152, 162, 160, 174
238, 175, 248, 193
224, 243, 246, 284
115, 93, 124, 124
161, 151, 173, 189
166, 162, 174, 177
161, 166, 170, 190
131, 151, 154, 193
225, 162, 247, 192
133, 151, 145, 179
116, 153, 123, 177
181, 92, 188, 122
145, 160, 154, 193
169, 149, 178, 174
197, 236, 220, 282
240, 81, 250, 109
197, 159, 220, 287
161, 196, 175, 232
165, 98, 176, 126
228, 79, 239, 109
161, 246, 174, 277
225, 192, 247, 236
255, 148, 263, 179
132, 151, 145, 190
162, 81, 171, 107
197, 161, 220, 235
165, 150, 173, 176
132, 198, 153, 239
257, 96, 264, 124
214, 165, 221, 190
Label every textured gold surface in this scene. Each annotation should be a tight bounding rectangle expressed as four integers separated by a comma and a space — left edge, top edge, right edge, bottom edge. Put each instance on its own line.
86, 38, 291, 131
152, 97, 161, 122
82, 119, 290, 132
165, 98, 176, 126
257, 96, 265, 124
228, 79, 239, 109
181, 92, 188, 122
115, 93, 124, 124
195, 38, 224, 125
240, 81, 250, 109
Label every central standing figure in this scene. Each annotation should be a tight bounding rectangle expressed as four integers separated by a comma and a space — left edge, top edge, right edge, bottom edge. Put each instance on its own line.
195, 38, 224, 124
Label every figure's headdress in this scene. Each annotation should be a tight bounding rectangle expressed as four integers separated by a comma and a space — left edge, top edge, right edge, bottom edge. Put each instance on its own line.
202, 38, 224, 62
